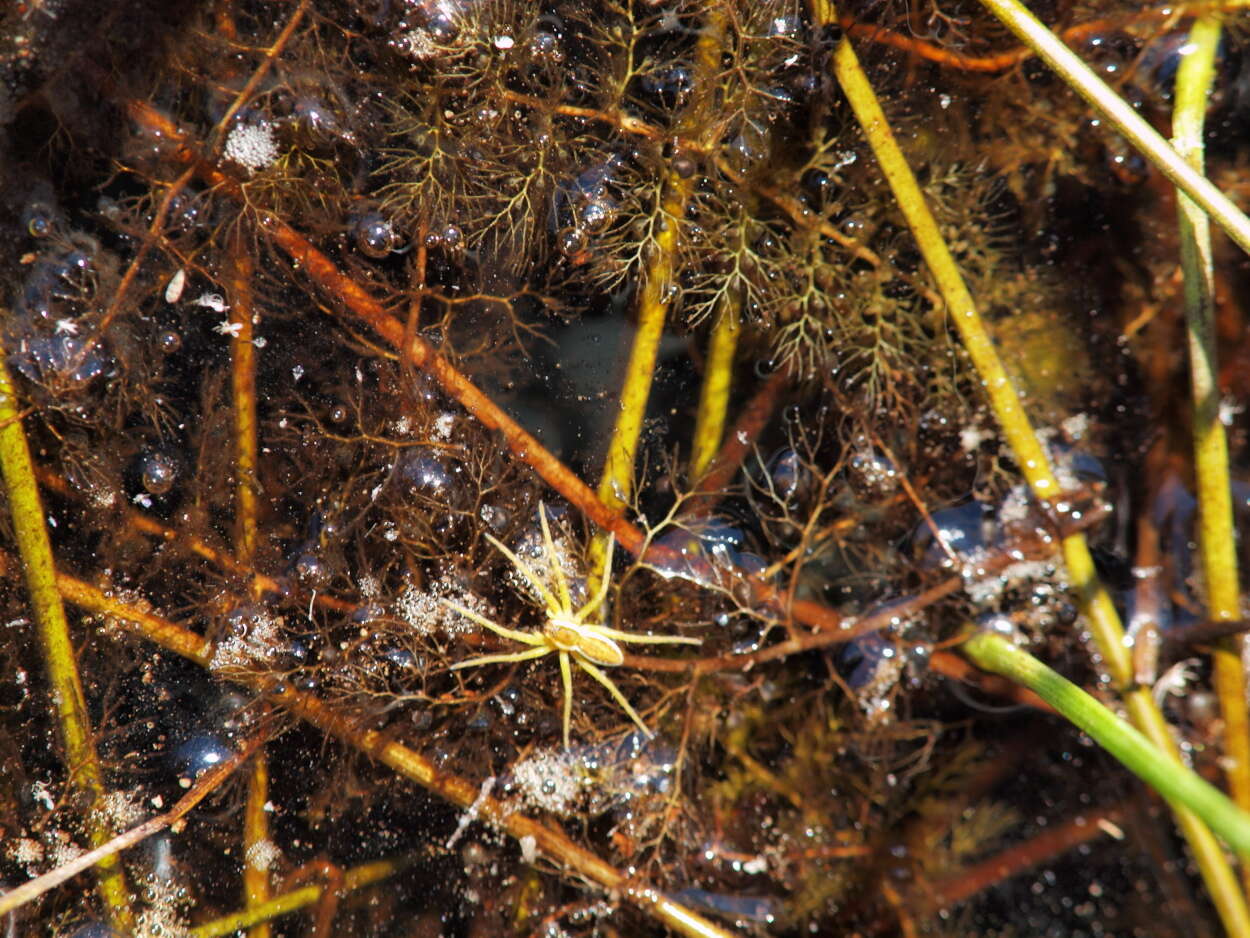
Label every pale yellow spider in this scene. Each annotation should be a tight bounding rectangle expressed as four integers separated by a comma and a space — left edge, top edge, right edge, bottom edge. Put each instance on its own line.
442, 504, 700, 748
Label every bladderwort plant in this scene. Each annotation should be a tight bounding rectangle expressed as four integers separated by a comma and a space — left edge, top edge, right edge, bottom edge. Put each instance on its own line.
1, 0, 1250, 935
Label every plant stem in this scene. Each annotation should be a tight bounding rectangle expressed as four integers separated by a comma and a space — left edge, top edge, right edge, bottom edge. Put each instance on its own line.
814, 9, 1250, 933
227, 229, 273, 937
590, 4, 729, 582
1173, 14, 1250, 895
974, 0, 1250, 258
963, 631, 1250, 856
690, 300, 741, 480
0, 349, 134, 931
190, 858, 404, 938
227, 233, 261, 572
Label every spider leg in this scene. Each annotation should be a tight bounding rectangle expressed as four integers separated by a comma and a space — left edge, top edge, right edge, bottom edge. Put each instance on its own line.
574, 533, 614, 625
440, 598, 544, 645
559, 649, 574, 749
484, 533, 563, 614
538, 503, 574, 615
593, 626, 701, 646
450, 645, 552, 670
575, 657, 654, 739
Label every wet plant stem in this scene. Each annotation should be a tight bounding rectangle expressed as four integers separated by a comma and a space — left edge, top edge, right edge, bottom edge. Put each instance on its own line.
593, 167, 692, 514
227, 230, 273, 936
962, 631, 1250, 857
928, 802, 1126, 909
590, 4, 728, 583
840, 3, 1244, 74
691, 299, 742, 480
227, 234, 261, 575
1173, 14, 1250, 895
0, 344, 135, 931
973, 0, 1250, 257
687, 366, 789, 517
25, 559, 740, 938
814, 9, 1250, 933
243, 755, 272, 938
190, 858, 405, 938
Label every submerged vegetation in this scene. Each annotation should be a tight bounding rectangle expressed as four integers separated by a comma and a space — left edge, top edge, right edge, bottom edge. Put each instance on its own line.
0, 0, 1249, 934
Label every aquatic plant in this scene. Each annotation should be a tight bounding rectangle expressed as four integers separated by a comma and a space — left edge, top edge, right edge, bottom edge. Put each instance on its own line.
1, 0, 1250, 935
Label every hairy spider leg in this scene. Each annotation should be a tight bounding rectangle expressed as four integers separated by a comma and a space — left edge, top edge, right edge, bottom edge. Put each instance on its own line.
484, 531, 564, 615
559, 649, 574, 748
575, 656, 653, 740
538, 503, 574, 614
450, 644, 551, 671
440, 598, 542, 646
593, 626, 702, 646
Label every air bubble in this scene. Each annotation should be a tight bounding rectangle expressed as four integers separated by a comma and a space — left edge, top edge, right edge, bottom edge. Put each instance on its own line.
671, 153, 697, 179
354, 212, 401, 258
141, 452, 178, 495
558, 226, 588, 257
23, 202, 57, 239
581, 198, 615, 233
529, 31, 562, 63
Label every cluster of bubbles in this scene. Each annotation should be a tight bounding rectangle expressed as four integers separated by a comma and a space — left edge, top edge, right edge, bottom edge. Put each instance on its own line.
6, 199, 113, 394
352, 210, 465, 260
555, 159, 622, 261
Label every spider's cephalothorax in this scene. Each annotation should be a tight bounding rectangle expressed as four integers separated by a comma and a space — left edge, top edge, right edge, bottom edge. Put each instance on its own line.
443, 503, 700, 747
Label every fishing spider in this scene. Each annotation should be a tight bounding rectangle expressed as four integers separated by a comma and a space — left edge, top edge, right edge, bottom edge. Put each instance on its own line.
443, 504, 701, 747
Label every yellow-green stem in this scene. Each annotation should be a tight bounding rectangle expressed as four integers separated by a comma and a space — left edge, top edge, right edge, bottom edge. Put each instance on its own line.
1174, 14, 1250, 895
963, 631, 1250, 856
591, 5, 727, 578
691, 299, 742, 480
243, 755, 272, 938
191, 858, 402, 938
228, 235, 260, 567
975, 0, 1250, 257
0, 341, 133, 931
814, 12, 1250, 934
229, 223, 272, 938
594, 177, 690, 517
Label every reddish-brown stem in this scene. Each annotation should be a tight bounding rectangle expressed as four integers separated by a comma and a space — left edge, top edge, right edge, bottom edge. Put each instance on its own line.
841, 5, 1201, 74
84, 166, 196, 357
686, 367, 791, 516
33, 465, 358, 615
924, 805, 1126, 908
0, 722, 271, 918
